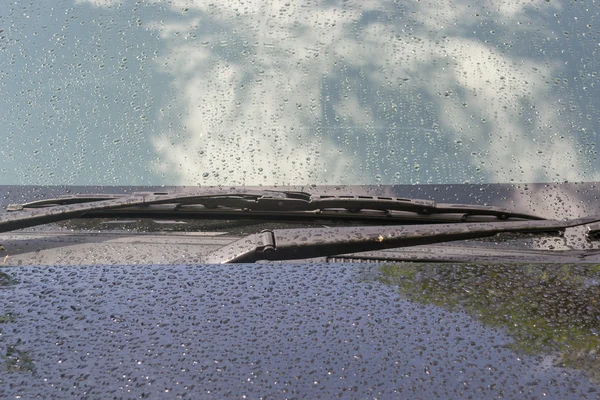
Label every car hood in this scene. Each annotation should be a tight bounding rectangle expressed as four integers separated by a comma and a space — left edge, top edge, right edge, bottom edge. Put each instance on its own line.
1, 262, 599, 398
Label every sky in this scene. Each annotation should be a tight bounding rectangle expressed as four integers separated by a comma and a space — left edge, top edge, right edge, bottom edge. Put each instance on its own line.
1, 0, 599, 186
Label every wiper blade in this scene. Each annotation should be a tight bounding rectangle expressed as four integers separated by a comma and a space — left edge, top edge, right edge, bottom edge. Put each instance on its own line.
7, 191, 541, 219
1, 190, 543, 233
204, 216, 600, 263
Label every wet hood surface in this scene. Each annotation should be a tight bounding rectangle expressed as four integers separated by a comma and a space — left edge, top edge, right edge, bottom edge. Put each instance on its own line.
1, 263, 599, 399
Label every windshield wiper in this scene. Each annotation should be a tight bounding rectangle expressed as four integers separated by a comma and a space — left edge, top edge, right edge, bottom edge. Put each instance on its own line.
2, 190, 596, 264
1, 190, 543, 233
203, 216, 600, 263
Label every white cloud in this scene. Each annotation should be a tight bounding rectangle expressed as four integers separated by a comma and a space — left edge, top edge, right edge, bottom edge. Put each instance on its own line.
144, 0, 597, 186
75, 0, 121, 7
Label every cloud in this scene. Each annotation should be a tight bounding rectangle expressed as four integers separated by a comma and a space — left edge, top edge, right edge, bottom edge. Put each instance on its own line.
75, 0, 121, 7
144, 0, 598, 186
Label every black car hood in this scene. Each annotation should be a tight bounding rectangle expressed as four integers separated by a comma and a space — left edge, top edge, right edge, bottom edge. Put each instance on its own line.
1, 262, 599, 399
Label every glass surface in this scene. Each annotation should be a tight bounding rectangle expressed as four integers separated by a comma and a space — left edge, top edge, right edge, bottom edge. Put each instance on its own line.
1, 0, 599, 186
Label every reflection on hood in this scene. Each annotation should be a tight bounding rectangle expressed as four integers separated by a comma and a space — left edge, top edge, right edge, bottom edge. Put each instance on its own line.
379, 262, 600, 383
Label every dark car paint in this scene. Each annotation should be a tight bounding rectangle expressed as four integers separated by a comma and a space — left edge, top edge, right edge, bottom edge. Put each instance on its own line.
1, 263, 600, 399
1, 184, 600, 398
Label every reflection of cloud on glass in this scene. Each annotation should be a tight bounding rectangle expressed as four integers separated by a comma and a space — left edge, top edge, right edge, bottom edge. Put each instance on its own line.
432, 39, 575, 183
144, 0, 599, 185
75, 0, 121, 7
146, 2, 358, 185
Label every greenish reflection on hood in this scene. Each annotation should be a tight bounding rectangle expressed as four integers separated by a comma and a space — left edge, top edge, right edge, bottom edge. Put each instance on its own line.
378, 263, 600, 382
0, 270, 32, 373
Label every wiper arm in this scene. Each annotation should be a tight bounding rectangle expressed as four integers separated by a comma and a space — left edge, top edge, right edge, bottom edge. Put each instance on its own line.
204, 216, 600, 263
1, 190, 543, 233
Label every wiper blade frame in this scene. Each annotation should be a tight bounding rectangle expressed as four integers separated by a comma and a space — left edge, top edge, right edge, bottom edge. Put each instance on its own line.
2, 190, 544, 233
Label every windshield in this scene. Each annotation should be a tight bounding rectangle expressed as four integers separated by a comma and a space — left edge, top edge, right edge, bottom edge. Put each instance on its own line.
1, 0, 598, 187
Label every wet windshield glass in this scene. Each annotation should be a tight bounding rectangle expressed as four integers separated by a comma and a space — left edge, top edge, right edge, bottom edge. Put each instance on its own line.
1, 0, 598, 186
